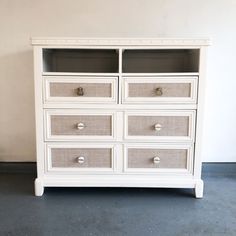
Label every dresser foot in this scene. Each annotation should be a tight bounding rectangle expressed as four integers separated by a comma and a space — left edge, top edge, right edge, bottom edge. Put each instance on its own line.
35, 178, 44, 196
195, 180, 204, 198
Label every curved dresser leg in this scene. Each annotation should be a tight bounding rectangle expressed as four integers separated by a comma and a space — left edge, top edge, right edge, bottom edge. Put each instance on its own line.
35, 178, 44, 196
195, 179, 204, 198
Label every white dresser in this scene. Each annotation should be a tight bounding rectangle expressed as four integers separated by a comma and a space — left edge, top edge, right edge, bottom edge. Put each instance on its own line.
32, 38, 209, 197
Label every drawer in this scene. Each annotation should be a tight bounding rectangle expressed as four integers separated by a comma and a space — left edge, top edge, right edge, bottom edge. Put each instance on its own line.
45, 110, 116, 141
43, 76, 117, 103
46, 143, 115, 172
124, 144, 193, 174
124, 110, 195, 142
122, 77, 198, 104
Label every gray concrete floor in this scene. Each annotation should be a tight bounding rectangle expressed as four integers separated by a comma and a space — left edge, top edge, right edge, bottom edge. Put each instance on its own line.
0, 173, 235, 236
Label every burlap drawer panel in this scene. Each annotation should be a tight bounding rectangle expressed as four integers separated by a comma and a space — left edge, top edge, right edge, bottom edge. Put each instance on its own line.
128, 148, 187, 168
50, 83, 111, 97
51, 115, 112, 136
51, 148, 112, 168
128, 116, 189, 136
128, 83, 191, 97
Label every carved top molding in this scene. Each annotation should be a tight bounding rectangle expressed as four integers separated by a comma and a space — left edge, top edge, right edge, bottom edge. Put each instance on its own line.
31, 37, 211, 46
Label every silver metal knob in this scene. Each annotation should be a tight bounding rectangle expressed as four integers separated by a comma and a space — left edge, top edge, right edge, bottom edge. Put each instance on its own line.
153, 156, 160, 164
77, 123, 85, 130
154, 123, 162, 131
77, 156, 85, 164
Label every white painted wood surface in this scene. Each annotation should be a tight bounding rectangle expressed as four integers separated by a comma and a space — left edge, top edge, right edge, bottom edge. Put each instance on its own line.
31, 37, 211, 46
32, 38, 209, 198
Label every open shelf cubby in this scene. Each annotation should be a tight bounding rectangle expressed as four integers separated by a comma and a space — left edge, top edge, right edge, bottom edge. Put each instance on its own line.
122, 49, 199, 73
43, 49, 119, 73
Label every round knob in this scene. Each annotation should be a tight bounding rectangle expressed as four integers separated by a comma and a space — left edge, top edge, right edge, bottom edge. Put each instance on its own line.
154, 123, 162, 131
153, 156, 160, 164
77, 122, 85, 130
155, 87, 163, 96
77, 87, 84, 96
77, 156, 85, 164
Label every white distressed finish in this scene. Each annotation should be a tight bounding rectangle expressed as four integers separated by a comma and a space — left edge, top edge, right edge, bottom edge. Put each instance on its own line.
32, 38, 209, 198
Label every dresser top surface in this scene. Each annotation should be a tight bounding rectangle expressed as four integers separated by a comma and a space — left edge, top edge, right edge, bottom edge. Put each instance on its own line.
31, 37, 211, 46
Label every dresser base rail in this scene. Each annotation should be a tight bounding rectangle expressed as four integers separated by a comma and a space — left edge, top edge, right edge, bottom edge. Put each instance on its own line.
34, 176, 203, 198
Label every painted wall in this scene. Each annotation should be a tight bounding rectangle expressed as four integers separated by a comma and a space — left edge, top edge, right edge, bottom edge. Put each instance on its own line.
0, 0, 236, 162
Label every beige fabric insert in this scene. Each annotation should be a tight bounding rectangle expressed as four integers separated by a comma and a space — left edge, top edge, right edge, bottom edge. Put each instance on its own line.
128, 148, 187, 168
51, 115, 112, 136
128, 116, 189, 136
50, 83, 112, 97
128, 83, 191, 97
51, 148, 112, 168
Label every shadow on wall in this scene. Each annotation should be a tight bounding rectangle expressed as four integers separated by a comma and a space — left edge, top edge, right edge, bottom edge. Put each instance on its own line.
0, 49, 36, 161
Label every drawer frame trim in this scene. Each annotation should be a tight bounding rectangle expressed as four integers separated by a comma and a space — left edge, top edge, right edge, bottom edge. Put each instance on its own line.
122, 76, 198, 104
123, 143, 194, 175
44, 109, 117, 141
45, 143, 117, 173
124, 110, 196, 142
43, 76, 118, 104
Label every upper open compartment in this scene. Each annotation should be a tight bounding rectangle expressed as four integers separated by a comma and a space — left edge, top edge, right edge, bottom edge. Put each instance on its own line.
43, 49, 119, 73
122, 49, 199, 73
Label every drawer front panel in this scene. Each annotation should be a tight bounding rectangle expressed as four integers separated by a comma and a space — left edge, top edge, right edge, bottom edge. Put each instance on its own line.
44, 76, 117, 103
51, 148, 112, 168
45, 110, 116, 141
129, 83, 190, 97
124, 144, 193, 173
128, 149, 187, 168
51, 115, 111, 135
46, 143, 116, 172
50, 83, 111, 97
122, 77, 197, 103
125, 111, 195, 141
128, 116, 188, 136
